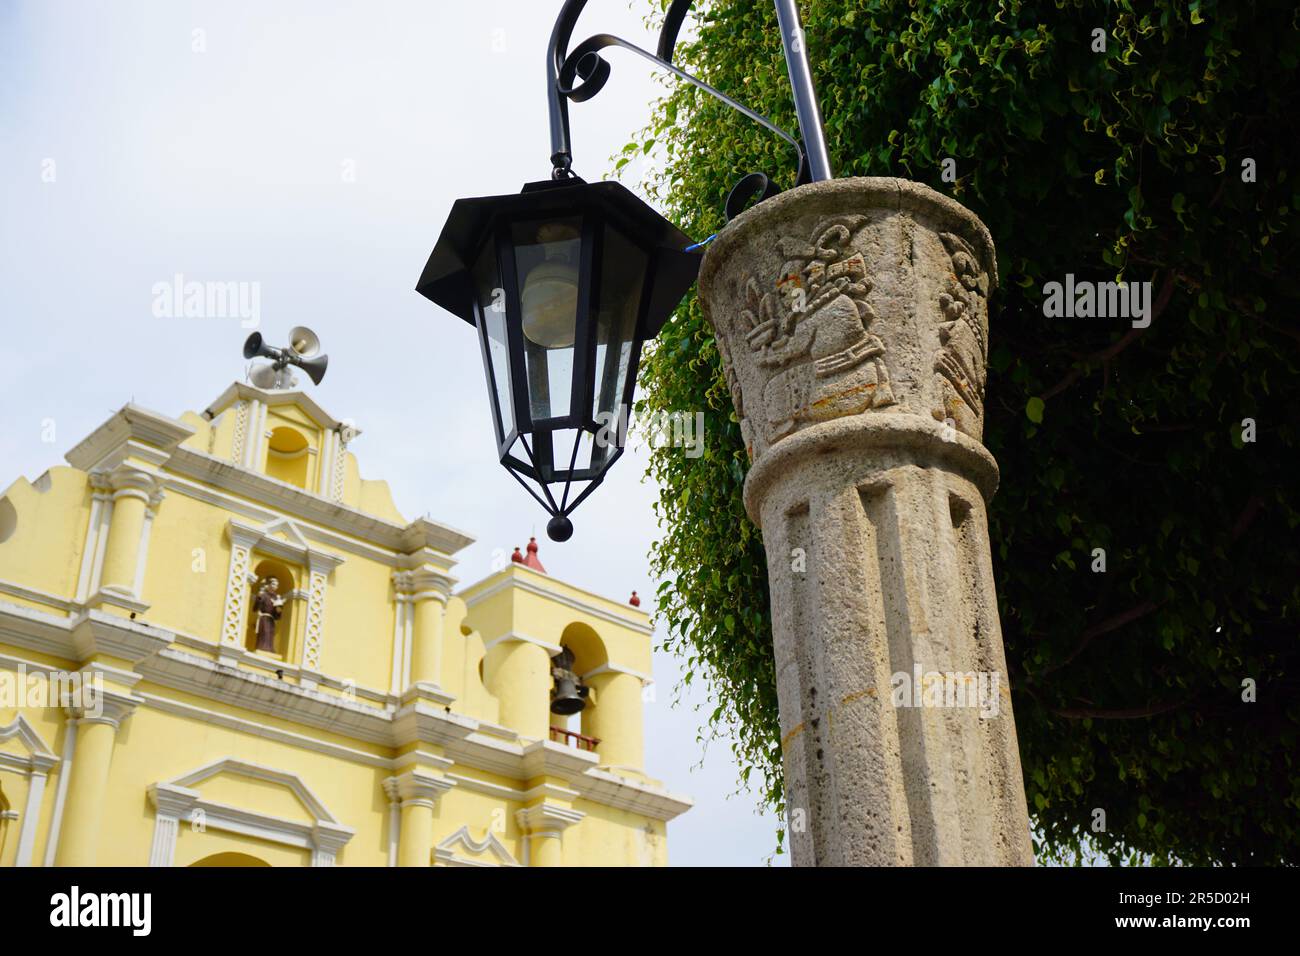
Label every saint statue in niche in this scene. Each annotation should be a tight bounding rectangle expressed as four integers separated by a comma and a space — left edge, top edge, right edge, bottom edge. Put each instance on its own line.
252, 577, 285, 653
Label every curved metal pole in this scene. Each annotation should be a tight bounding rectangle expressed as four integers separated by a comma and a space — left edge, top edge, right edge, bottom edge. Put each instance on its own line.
558, 33, 803, 156
546, 0, 589, 175
546, 0, 817, 180
772, 0, 833, 180
660, 0, 832, 180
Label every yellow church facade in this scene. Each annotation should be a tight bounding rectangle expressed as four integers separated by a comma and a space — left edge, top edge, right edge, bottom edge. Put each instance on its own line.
0, 380, 689, 867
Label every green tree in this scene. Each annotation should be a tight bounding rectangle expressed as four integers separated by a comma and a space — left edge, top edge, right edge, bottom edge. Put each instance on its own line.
630, 0, 1299, 864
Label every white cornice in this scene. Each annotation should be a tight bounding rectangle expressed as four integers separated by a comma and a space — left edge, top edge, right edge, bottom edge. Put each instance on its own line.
65, 404, 195, 472
0, 713, 59, 774
461, 568, 654, 636
516, 802, 585, 834
164, 446, 474, 558
577, 767, 694, 820
521, 739, 599, 779
0, 602, 692, 822
434, 825, 520, 867
158, 473, 414, 567
138, 647, 397, 745
150, 756, 355, 861
229, 517, 345, 574
0, 579, 74, 613
69, 612, 173, 664
203, 382, 355, 435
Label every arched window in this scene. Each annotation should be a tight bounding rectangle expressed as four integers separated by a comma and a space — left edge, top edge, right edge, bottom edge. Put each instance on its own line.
246, 557, 298, 658
265, 427, 310, 489
555, 622, 609, 744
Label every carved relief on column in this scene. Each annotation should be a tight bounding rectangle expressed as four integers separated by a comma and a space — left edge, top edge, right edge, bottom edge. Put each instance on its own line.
932, 232, 991, 439
704, 178, 998, 463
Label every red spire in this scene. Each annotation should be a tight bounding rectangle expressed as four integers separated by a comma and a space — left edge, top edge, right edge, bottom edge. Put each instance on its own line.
510, 546, 524, 564
629, 590, 641, 607
522, 537, 547, 573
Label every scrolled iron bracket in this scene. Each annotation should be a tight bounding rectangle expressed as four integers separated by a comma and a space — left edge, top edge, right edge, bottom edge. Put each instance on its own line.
546, 0, 809, 214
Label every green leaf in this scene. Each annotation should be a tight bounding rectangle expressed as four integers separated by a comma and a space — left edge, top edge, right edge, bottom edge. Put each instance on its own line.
1026, 397, 1046, 423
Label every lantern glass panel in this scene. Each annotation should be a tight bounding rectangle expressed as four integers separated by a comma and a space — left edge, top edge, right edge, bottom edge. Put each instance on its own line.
512, 217, 582, 424
592, 224, 647, 430
472, 239, 514, 443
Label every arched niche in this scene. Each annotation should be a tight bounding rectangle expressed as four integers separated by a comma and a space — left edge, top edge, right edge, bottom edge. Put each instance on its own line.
246, 557, 298, 657
553, 622, 609, 735
265, 426, 310, 489
189, 851, 271, 867
558, 621, 609, 676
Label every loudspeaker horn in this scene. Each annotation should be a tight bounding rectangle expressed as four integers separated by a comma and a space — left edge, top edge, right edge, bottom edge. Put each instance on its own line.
297, 352, 329, 386
243, 332, 278, 361
288, 325, 322, 358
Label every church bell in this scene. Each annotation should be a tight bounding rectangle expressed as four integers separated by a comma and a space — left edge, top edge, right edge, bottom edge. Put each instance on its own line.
550, 646, 588, 715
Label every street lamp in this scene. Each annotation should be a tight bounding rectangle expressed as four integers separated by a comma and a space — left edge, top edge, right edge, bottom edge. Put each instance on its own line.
416, 0, 832, 541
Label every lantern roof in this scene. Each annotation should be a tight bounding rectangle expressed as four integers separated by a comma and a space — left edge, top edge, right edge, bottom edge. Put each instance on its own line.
415, 177, 701, 338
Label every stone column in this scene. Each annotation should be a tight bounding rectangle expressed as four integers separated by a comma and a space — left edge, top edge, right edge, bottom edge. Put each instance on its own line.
698, 177, 1033, 866
54, 692, 140, 866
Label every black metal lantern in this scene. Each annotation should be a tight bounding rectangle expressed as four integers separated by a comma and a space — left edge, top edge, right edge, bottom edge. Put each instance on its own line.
416, 177, 700, 541
416, 0, 832, 540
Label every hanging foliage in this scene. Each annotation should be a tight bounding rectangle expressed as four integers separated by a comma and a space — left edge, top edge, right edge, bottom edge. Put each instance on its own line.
630, 0, 1300, 864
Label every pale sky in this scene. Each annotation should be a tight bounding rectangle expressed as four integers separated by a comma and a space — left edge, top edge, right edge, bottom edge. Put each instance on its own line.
0, 0, 785, 865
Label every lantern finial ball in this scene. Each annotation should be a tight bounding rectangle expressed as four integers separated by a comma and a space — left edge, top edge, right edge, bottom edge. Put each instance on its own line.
547, 515, 574, 542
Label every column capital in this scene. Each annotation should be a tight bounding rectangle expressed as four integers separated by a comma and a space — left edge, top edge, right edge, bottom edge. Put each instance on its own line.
516, 802, 584, 837
68, 687, 143, 729
388, 769, 454, 810
394, 568, 454, 602
312, 822, 354, 860
106, 465, 163, 500
148, 782, 201, 818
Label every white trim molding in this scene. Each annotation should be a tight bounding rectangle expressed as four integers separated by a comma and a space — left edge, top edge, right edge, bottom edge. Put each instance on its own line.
0, 714, 59, 867
147, 757, 355, 867
434, 825, 520, 867
217, 517, 344, 673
